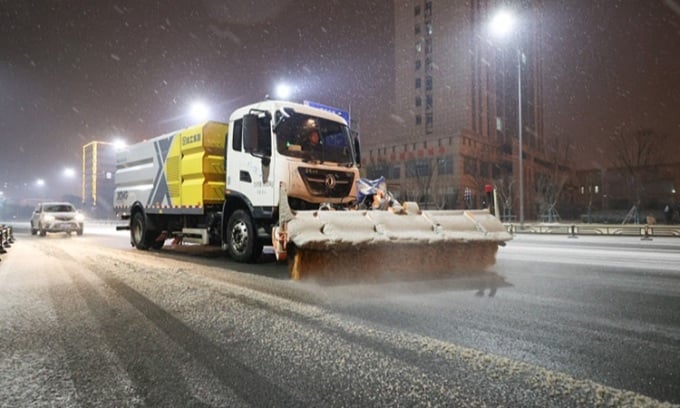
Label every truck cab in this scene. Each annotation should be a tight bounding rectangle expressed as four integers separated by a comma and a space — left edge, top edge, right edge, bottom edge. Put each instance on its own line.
221, 100, 361, 261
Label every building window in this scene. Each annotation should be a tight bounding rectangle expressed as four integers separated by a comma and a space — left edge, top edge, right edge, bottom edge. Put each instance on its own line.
424, 1, 432, 17
594, 185, 600, 194
406, 159, 432, 178
415, 96, 422, 107
480, 161, 490, 178
437, 156, 454, 175
580, 185, 585, 194
492, 164, 501, 179
426, 75, 433, 90
416, 115, 422, 125
391, 164, 401, 179
415, 41, 422, 53
415, 78, 421, 89
414, 5, 420, 16
496, 116, 503, 131
425, 22, 433, 36
415, 24, 421, 35
415, 59, 421, 70
425, 38, 432, 53
463, 157, 477, 175
366, 163, 390, 179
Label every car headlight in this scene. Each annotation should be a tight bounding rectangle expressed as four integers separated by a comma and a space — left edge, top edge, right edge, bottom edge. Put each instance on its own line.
75, 214, 85, 222
43, 215, 55, 222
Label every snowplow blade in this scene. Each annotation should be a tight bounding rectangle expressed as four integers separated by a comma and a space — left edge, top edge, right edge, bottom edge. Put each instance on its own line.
274, 190, 512, 281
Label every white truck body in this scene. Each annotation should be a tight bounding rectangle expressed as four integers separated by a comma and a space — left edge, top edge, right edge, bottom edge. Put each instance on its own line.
114, 100, 360, 261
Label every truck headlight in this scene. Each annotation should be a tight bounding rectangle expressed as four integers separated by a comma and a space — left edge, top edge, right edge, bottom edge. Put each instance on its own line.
75, 214, 85, 222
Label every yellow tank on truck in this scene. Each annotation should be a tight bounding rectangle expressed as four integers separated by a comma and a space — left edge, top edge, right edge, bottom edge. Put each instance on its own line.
165, 121, 227, 209
114, 121, 227, 215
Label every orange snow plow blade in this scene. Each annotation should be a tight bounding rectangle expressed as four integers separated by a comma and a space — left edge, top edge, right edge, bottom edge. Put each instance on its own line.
273, 188, 512, 281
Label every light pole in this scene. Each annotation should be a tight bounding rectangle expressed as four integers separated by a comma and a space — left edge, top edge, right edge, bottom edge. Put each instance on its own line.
490, 9, 524, 226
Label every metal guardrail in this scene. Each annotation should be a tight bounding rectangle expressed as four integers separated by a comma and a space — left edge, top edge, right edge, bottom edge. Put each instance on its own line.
504, 223, 680, 238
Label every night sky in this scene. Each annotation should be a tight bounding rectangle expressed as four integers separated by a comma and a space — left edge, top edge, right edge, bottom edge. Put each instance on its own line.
1, 0, 678, 199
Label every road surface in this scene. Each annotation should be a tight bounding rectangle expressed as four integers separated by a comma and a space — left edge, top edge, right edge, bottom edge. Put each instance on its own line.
0, 224, 678, 406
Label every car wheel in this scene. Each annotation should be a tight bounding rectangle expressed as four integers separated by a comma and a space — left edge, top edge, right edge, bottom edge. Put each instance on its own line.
39, 228, 46, 237
76, 228, 83, 236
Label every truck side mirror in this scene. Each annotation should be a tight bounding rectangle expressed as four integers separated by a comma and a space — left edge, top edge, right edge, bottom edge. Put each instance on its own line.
242, 113, 259, 152
243, 113, 272, 158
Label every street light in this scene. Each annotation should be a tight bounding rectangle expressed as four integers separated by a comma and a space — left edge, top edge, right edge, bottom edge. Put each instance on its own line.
490, 9, 524, 227
274, 83, 292, 100
189, 101, 211, 121
63, 167, 76, 179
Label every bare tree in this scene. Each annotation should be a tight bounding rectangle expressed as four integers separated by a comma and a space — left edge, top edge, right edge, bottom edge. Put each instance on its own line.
494, 174, 514, 221
534, 137, 572, 222
492, 159, 515, 221
403, 157, 435, 206
609, 128, 666, 214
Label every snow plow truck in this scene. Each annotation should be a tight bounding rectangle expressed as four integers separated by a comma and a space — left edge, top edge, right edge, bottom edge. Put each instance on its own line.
114, 100, 511, 280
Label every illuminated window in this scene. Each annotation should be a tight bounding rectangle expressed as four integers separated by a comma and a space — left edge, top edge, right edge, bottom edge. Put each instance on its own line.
580, 185, 585, 194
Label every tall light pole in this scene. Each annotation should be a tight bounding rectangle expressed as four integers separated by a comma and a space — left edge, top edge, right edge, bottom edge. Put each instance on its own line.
490, 9, 524, 226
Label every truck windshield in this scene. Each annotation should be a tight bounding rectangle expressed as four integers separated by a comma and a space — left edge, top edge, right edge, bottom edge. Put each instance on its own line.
274, 112, 354, 165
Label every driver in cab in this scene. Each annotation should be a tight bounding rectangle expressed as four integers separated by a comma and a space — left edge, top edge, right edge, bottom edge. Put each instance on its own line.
302, 129, 321, 151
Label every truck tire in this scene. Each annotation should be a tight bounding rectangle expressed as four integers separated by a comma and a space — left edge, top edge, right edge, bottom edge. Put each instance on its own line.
226, 209, 263, 262
131, 212, 157, 250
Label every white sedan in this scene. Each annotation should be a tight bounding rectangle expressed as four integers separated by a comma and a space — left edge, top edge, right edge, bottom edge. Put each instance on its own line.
30, 202, 84, 236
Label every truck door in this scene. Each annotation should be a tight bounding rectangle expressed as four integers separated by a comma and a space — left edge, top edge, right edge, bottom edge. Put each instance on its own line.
226, 114, 275, 208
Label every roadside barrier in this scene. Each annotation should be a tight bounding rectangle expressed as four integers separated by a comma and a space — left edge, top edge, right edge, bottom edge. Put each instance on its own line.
0, 225, 8, 255
568, 224, 578, 239
503, 222, 680, 238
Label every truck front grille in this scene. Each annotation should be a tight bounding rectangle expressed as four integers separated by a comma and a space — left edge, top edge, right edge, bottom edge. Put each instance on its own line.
298, 168, 355, 198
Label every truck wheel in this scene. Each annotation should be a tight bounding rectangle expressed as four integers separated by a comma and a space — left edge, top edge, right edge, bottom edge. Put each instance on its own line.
226, 209, 263, 262
31, 226, 37, 235
39, 225, 46, 237
131, 212, 153, 250
76, 228, 83, 236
